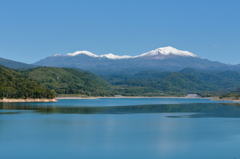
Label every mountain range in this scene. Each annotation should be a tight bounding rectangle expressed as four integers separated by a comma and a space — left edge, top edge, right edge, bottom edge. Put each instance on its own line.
0, 46, 239, 75
33, 46, 240, 75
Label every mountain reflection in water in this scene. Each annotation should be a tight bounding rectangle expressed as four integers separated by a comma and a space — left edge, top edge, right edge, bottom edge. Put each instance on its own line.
1, 102, 240, 118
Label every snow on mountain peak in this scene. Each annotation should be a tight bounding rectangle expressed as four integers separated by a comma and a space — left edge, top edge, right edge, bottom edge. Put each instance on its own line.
100, 53, 132, 59
52, 54, 61, 57
137, 46, 198, 58
65, 51, 132, 59
66, 51, 98, 57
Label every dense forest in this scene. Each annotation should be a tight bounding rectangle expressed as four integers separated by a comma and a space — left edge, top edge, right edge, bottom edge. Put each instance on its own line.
0, 65, 55, 99
19, 67, 113, 96
100, 68, 240, 96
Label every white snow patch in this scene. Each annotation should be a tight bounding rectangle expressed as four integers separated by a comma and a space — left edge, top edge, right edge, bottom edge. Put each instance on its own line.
52, 54, 61, 57
66, 51, 98, 58
100, 53, 132, 59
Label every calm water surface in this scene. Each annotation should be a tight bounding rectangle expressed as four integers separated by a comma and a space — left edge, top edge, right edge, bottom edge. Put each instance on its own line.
1, 98, 240, 159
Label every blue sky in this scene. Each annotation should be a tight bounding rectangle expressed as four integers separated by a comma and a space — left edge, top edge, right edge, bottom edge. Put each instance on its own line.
0, 0, 240, 64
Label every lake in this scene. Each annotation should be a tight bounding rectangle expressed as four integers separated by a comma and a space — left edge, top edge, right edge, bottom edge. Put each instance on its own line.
1, 98, 240, 159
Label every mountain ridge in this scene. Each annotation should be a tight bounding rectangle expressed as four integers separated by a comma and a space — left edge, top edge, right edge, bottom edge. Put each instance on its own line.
0, 57, 36, 69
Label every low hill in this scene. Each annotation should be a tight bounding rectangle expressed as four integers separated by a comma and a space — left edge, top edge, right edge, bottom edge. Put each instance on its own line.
0, 65, 55, 99
0, 57, 36, 69
20, 67, 113, 96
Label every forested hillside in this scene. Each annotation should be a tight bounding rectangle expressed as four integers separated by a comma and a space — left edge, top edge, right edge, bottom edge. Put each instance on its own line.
101, 69, 240, 96
0, 65, 55, 99
20, 67, 113, 96
180, 68, 240, 90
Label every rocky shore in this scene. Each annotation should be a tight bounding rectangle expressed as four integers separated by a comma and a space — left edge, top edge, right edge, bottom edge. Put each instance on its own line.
0, 98, 57, 102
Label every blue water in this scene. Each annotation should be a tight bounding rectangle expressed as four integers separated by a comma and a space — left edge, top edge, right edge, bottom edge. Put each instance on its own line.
1, 98, 240, 159
23, 97, 232, 107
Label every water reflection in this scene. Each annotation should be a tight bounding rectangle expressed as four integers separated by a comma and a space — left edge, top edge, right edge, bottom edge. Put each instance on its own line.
1, 102, 240, 118
1, 102, 240, 159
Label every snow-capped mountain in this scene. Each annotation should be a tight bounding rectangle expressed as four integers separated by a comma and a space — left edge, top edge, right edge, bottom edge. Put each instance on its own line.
34, 46, 238, 75
136, 46, 198, 58
51, 46, 198, 60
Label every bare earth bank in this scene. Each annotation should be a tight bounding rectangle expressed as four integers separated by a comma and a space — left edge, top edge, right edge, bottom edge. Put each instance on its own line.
0, 98, 57, 102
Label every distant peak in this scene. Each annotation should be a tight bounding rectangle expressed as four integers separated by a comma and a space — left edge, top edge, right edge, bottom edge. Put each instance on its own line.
136, 46, 198, 58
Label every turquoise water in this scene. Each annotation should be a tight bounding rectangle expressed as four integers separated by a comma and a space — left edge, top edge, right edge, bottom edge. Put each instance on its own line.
1, 98, 240, 159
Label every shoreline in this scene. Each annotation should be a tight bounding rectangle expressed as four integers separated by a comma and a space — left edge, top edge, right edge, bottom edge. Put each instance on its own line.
56, 96, 239, 103
0, 98, 58, 103
208, 97, 240, 103
56, 96, 202, 99
1, 97, 238, 103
